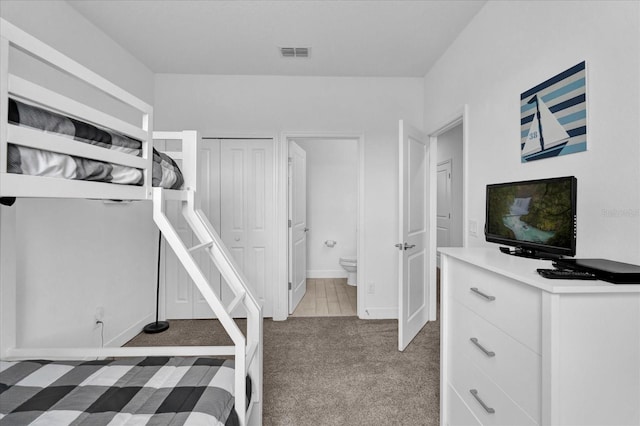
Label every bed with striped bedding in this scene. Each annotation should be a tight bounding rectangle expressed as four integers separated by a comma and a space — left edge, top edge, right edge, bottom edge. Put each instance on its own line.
0, 357, 246, 426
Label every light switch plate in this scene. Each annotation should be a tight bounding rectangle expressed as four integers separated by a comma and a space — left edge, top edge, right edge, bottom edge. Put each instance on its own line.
469, 219, 478, 237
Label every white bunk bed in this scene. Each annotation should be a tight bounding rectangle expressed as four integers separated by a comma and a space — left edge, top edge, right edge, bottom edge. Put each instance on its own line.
0, 18, 262, 426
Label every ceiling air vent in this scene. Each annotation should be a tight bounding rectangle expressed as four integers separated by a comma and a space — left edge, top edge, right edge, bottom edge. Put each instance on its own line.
280, 47, 310, 58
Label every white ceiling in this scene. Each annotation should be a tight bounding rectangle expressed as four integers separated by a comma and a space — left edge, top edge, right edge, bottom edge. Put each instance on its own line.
67, 0, 486, 77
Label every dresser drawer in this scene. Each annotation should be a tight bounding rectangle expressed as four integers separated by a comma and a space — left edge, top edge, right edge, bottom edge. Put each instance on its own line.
447, 384, 481, 426
450, 350, 538, 426
449, 259, 542, 352
450, 299, 541, 422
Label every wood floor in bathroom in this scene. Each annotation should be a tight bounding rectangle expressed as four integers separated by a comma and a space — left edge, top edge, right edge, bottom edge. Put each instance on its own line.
291, 278, 357, 317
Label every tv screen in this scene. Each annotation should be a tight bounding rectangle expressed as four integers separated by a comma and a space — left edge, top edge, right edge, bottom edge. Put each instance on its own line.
485, 176, 577, 258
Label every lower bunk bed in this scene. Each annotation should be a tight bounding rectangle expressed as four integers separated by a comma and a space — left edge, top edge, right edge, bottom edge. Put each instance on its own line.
0, 127, 262, 425
0, 129, 262, 424
1, 17, 262, 426
1, 357, 250, 426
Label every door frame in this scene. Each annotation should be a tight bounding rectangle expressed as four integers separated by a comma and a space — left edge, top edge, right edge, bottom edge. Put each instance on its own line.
428, 106, 469, 250
275, 132, 365, 321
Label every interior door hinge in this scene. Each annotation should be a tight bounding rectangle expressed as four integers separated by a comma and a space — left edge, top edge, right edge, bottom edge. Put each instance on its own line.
288, 157, 293, 164
288, 282, 292, 290
288, 219, 292, 228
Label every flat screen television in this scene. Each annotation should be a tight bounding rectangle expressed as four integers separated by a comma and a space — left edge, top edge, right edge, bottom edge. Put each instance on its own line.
485, 176, 577, 259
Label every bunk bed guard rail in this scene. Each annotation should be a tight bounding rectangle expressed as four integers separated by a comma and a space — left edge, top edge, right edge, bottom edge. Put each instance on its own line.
0, 17, 154, 201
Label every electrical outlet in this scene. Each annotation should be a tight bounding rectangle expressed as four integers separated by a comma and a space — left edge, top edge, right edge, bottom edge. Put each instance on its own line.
367, 282, 375, 295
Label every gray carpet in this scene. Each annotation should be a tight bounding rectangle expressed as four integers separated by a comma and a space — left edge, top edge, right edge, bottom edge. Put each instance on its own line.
126, 317, 440, 425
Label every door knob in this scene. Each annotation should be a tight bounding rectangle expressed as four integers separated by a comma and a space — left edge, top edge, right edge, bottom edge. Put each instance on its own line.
304, 227, 310, 232
395, 242, 416, 250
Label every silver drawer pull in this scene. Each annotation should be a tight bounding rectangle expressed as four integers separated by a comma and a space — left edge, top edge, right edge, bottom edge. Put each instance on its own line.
470, 287, 496, 301
470, 389, 495, 414
470, 337, 496, 357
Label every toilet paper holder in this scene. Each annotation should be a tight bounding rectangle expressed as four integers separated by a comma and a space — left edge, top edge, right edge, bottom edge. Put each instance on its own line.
324, 240, 337, 248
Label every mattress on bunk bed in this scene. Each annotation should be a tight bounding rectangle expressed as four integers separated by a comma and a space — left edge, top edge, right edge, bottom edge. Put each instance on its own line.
6, 98, 184, 190
0, 356, 248, 426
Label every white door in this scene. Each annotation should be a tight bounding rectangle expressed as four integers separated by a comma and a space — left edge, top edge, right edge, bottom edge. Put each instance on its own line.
194, 141, 220, 317
398, 120, 435, 351
436, 160, 452, 265
163, 140, 220, 319
221, 139, 274, 317
288, 141, 307, 314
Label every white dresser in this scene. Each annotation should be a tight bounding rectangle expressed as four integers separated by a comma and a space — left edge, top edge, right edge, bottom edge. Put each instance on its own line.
439, 248, 640, 426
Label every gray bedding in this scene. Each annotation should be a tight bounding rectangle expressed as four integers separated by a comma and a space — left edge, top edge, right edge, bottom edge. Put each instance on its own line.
6, 98, 184, 190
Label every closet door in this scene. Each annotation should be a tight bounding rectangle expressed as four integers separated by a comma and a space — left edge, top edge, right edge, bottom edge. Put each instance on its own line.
163, 193, 194, 319
162, 140, 221, 319
220, 139, 274, 317
193, 141, 220, 318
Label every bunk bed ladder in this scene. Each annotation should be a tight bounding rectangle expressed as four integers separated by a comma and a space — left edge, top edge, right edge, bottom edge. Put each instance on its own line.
189, 199, 262, 381
184, 190, 263, 424
152, 187, 262, 426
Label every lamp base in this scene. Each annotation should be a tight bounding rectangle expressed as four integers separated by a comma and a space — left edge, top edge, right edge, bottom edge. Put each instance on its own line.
143, 321, 169, 334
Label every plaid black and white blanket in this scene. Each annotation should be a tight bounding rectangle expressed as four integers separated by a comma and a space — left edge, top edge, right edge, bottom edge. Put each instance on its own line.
0, 357, 241, 426
6, 98, 184, 190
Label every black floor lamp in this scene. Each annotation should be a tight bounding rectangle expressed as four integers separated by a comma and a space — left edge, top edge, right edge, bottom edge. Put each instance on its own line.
143, 230, 169, 334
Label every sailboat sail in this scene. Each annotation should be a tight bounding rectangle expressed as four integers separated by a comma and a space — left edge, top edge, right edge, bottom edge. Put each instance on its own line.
522, 96, 571, 158
538, 97, 571, 147
522, 114, 542, 156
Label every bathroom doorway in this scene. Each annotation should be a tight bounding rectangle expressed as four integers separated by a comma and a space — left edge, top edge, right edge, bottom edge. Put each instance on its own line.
283, 135, 363, 318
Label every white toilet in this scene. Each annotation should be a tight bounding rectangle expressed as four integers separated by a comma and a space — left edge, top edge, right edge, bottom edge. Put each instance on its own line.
339, 256, 357, 286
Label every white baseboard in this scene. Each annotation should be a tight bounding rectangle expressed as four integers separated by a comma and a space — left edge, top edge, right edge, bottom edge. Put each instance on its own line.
107, 313, 154, 347
359, 307, 397, 319
306, 270, 347, 279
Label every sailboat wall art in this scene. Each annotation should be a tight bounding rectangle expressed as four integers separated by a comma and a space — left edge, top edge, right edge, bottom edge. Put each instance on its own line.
520, 61, 587, 163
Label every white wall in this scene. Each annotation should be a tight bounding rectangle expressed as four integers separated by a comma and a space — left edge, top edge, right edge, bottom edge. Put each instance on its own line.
424, 0, 640, 263
437, 124, 464, 248
0, 1, 157, 348
295, 139, 358, 278
155, 75, 424, 318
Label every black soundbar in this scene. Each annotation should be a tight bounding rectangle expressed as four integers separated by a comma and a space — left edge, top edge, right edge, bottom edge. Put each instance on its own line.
553, 258, 640, 284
